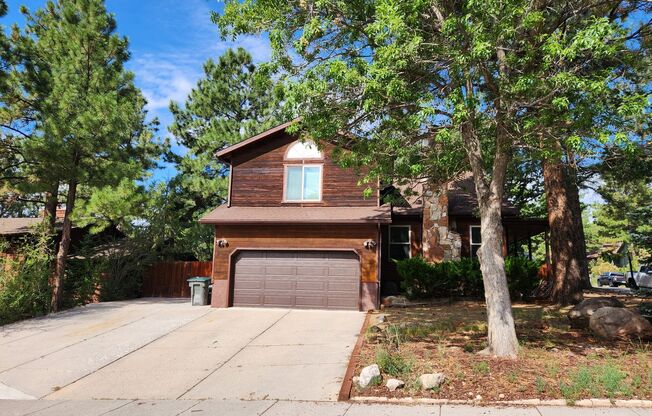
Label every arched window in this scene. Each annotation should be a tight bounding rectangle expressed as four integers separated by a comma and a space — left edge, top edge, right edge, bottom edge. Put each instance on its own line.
285, 140, 322, 159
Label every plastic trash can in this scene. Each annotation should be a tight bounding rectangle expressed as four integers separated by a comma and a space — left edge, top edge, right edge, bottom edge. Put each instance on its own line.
187, 277, 211, 306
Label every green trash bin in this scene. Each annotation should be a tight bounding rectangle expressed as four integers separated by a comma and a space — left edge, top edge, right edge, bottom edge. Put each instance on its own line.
187, 277, 211, 306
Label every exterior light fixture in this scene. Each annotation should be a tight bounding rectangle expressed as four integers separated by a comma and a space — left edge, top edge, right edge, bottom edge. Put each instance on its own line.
364, 240, 377, 250
217, 239, 229, 248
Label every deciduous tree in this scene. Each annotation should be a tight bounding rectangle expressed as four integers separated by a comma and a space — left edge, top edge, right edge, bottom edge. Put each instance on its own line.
216, 0, 650, 356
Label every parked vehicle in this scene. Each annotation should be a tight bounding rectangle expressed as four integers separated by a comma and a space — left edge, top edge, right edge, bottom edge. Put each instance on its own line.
597, 272, 627, 287
626, 265, 652, 289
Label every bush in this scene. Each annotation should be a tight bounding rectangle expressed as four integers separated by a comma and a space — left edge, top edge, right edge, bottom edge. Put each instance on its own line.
397, 256, 541, 300
0, 233, 53, 325
99, 238, 156, 302
375, 348, 412, 376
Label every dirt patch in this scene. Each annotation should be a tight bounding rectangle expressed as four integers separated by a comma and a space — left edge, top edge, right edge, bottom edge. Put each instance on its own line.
351, 294, 651, 404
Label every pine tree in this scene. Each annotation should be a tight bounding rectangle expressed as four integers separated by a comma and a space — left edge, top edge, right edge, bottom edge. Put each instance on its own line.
166, 47, 286, 259
12, 0, 160, 311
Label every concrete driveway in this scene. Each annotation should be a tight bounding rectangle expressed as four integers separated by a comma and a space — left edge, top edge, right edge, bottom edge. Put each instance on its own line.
0, 299, 364, 402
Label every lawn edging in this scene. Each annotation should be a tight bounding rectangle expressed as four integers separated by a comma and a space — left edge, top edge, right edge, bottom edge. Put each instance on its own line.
338, 311, 373, 401
350, 396, 652, 408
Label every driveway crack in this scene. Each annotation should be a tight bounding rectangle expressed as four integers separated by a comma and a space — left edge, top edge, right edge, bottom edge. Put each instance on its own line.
177, 310, 292, 399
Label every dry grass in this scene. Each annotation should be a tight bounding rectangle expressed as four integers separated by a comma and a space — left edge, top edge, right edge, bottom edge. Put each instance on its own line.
353, 293, 652, 403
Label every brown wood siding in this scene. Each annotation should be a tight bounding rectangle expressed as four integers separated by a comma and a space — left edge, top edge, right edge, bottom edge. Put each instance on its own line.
211, 224, 379, 284
229, 132, 377, 207
142, 261, 212, 298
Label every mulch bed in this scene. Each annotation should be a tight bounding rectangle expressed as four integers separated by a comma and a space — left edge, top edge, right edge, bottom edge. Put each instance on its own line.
350, 293, 652, 403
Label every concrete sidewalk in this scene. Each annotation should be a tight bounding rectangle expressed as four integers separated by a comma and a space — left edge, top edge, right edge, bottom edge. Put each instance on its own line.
1, 399, 651, 415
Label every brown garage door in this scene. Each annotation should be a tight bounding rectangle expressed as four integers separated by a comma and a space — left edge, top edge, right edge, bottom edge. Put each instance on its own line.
233, 250, 360, 310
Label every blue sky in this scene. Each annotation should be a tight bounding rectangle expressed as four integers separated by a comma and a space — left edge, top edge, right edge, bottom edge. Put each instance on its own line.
2, 0, 272, 182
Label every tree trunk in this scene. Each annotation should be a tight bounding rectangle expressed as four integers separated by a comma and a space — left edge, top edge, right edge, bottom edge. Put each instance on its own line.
477, 194, 520, 357
44, 183, 59, 231
543, 156, 585, 305
565, 166, 591, 289
51, 180, 77, 312
462, 115, 519, 357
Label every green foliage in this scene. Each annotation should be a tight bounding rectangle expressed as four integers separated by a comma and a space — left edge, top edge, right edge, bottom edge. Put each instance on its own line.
0, 231, 52, 325
472, 361, 490, 376
397, 256, 540, 300
559, 364, 631, 404
99, 238, 154, 301
375, 348, 412, 377
159, 47, 288, 260
2, 0, 162, 309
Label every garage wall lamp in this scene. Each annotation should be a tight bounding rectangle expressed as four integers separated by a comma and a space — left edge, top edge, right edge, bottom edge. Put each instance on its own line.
363, 240, 377, 250
217, 239, 229, 248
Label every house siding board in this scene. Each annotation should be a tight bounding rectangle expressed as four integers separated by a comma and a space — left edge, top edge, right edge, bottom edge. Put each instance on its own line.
229, 132, 376, 207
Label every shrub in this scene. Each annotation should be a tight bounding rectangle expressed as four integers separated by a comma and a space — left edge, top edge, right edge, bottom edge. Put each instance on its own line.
376, 348, 412, 376
397, 256, 541, 300
0, 233, 53, 325
99, 238, 156, 301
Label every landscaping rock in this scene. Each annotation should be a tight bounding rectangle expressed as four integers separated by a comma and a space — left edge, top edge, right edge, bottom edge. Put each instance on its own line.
589, 307, 652, 340
358, 364, 381, 388
418, 373, 445, 390
568, 297, 625, 328
385, 378, 404, 392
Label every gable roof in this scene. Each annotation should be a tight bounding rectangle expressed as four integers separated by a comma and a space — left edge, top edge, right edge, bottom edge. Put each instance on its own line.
215, 119, 299, 161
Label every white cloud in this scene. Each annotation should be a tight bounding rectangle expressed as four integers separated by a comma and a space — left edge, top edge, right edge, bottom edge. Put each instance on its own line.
132, 54, 201, 113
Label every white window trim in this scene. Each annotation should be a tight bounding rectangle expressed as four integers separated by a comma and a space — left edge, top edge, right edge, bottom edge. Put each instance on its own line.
283, 164, 323, 203
389, 225, 412, 260
285, 140, 323, 159
470, 225, 481, 258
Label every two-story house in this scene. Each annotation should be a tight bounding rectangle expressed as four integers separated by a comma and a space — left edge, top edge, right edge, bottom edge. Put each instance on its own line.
200, 121, 547, 311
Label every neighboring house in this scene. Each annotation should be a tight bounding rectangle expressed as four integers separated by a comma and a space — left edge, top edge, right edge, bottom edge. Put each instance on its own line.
200, 122, 547, 311
587, 241, 630, 268
0, 208, 123, 256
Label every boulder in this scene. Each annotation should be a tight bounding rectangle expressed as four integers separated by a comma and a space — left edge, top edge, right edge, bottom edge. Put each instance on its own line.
386, 378, 405, 392
589, 307, 652, 340
568, 297, 625, 328
418, 373, 446, 390
358, 364, 381, 388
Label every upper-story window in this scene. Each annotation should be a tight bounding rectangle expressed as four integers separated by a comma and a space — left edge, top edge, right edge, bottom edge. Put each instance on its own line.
284, 140, 323, 202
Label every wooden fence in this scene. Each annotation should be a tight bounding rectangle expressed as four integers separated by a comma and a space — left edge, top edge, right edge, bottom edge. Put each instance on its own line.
141, 261, 212, 298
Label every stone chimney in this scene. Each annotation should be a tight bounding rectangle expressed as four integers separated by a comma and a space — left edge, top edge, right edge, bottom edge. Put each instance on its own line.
421, 185, 461, 262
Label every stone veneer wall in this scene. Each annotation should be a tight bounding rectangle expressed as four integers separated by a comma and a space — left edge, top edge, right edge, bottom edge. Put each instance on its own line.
421, 188, 462, 262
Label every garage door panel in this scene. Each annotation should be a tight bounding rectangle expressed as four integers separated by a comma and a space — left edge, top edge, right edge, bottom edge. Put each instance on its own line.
296, 266, 328, 277
233, 250, 360, 310
328, 297, 360, 308
328, 266, 359, 277
264, 280, 295, 291
235, 264, 266, 274
263, 294, 296, 306
295, 296, 328, 308
296, 280, 327, 291
264, 265, 296, 275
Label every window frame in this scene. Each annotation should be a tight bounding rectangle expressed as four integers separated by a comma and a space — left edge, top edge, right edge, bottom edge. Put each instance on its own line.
469, 225, 482, 258
282, 163, 323, 203
388, 225, 412, 261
